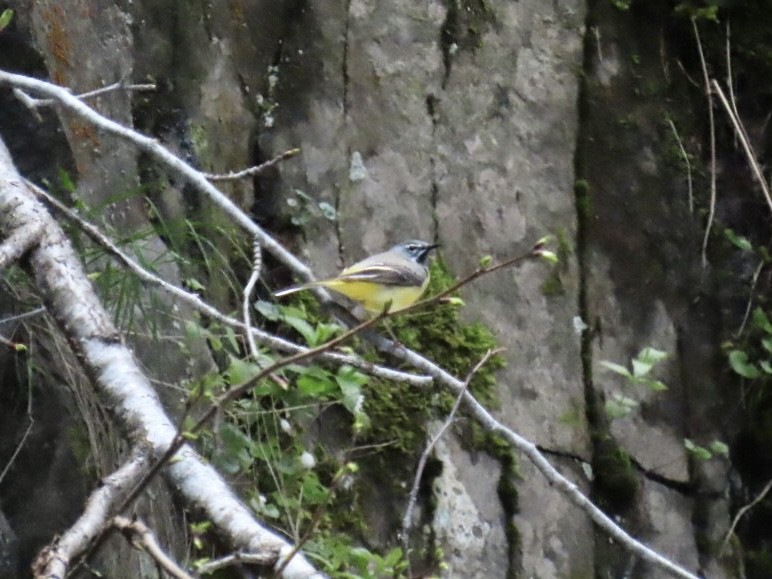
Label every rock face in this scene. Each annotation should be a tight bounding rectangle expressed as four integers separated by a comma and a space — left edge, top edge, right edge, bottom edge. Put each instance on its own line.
0, 0, 752, 577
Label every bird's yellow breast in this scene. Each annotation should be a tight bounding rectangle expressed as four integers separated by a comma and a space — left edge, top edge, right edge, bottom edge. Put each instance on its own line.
320, 278, 428, 314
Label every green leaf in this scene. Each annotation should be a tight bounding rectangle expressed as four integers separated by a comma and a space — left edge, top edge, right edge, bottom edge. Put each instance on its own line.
300, 471, 329, 504
599, 360, 632, 378
709, 440, 729, 457
297, 367, 337, 397
538, 250, 559, 264
318, 201, 337, 221
631, 359, 653, 378
684, 438, 712, 461
336, 366, 367, 414
479, 255, 493, 268
184, 320, 207, 340
761, 360, 772, 374
724, 228, 753, 252
255, 299, 281, 321
312, 322, 343, 345
0, 9, 14, 33
644, 379, 668, 392
752, 307, 772, 334
728, 350, 761, 379
284, 316, 317, 346
605, 395, 638, 419
226, 355, 262, 385
637, 347, 668, 365
382, 547, 404, 568
185, 277, 205, 291
762, 337, 772, 353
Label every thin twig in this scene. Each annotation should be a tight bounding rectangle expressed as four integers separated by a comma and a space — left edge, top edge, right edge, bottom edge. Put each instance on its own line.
720, 476, 772, 556
736, 260, 764, 337
0, 417, 33, 485
726, 22, 739, 122
112, 516, 194, 579
712, 80, 772, 214
401, 349, 502, 567
272, 465, 352, 578
666, 117, 694, 214
13, 81, 156, 110
395, 238, 549, 318
243, 235, 262, 360
0, 306, 46, 325
204, 148, 301, 181
693, 19, 717, 267
197, 551, 279, 575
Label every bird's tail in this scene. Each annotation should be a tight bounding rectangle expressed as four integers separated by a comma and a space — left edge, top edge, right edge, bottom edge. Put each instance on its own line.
274, 282, 318, 298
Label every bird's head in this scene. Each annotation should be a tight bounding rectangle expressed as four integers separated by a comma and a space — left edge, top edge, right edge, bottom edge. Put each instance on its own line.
393, 240, 440, 265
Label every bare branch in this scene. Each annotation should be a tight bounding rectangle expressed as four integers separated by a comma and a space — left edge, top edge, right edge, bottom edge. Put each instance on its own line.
197, 551, 279, 575
692, 19, 717, 267
13, 81, 156, 110
666, 116, 694, 215
736, 260, 764, 337
720, 476, 772, 556
401, 349, 501, 564
243, 236, 262, 360
111, 516, 194, 579
0, 201, 45, 268
0, 417, 34, 486
32, 449, 150, 579
203, 148, 301, 181
712, 79, 772, 214
0, 306, 46, 326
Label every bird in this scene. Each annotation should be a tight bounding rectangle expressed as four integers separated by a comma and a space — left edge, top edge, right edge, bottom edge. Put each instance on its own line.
274, 240, 440, 315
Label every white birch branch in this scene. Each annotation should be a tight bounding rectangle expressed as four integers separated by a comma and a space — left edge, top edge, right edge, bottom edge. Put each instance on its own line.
0, 70, 313, 282
0, 137, 323, 579
32, 449, 150, 578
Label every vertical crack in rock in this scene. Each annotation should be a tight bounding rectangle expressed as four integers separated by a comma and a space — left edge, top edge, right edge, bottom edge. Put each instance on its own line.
439, 0, 459, 88
337, 0, 351, 258
426, 94, 440, 239
342, 0, 351, 119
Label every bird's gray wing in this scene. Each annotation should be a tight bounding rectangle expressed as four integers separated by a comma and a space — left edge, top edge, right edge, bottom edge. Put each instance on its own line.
337, 262, 426, 287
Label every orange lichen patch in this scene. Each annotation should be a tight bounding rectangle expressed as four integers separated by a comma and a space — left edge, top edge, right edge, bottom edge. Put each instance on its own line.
229, 0, 246, 24
42, 6, 72, 69
71, 120, 101, 150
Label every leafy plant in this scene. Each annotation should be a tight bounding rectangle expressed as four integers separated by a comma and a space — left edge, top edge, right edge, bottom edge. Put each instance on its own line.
728, 308, 772, 380
600, 347, 668, 419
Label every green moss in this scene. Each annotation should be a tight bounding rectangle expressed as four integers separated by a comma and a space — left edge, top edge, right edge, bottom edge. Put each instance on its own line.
747, 548, 772, 579
189, 122, 209, 160
574, 179, 592, 220
541, 273, 565, 297
492, 437, 520, 579
389, 258, 505, 409
592, 438, 638, 514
